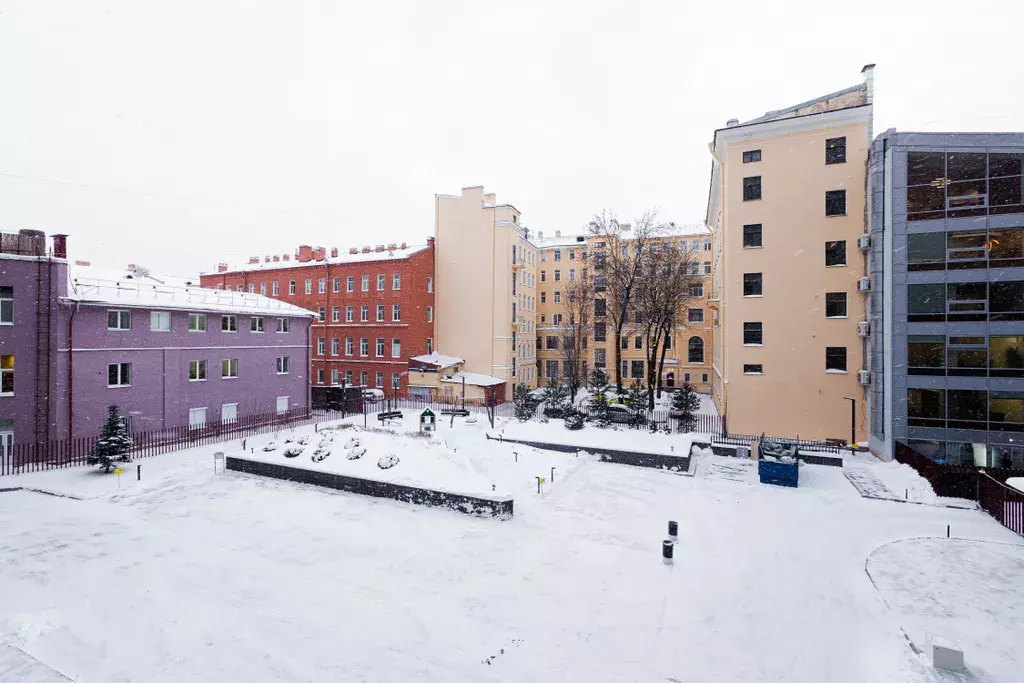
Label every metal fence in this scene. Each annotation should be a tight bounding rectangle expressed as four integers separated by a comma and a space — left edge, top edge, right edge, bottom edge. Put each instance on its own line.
712, 432, 844, 455
979, 472, 1024, 536
1, 409, 314, 477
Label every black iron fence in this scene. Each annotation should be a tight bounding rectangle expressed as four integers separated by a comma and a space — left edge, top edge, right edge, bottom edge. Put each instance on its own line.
979, 472, 1024, 536
712, 432, 844, 455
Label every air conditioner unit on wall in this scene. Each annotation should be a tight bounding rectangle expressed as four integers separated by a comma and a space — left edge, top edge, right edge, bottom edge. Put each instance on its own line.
858, 277, 871, 292
858, 370, 871, 385
858, 234, 871, 250
858, 321, 870, 337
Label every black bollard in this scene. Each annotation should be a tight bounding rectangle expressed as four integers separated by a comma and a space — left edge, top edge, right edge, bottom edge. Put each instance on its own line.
536, 476, 542, 494
662, 540, 674, 565
947, 524, 950, 538
137, 464, 141, 481
550, 467, 555, 483
668, 520, 678, 541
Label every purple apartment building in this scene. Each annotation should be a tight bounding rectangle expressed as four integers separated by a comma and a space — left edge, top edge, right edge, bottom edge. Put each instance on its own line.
0, 229, 315, 455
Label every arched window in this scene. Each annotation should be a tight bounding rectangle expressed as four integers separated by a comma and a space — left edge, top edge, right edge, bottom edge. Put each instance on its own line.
688, 336, 704, 364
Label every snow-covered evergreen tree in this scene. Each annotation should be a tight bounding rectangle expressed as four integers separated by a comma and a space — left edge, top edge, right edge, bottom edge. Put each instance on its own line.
588, 368, 612, 427
513, 383, 535, 421
87, 404, 133, 473
543, 377, 569, 418
671, 381, 700, 432
625, 380, 648, 428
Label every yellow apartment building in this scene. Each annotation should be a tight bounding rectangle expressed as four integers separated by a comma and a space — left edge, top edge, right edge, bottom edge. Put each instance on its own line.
707, 66, 874, 442
533, 225, 714, 394
434, 186, 538, 400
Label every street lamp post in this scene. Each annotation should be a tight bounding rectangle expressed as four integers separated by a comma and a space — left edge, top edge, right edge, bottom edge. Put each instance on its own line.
843, 397, 856, 451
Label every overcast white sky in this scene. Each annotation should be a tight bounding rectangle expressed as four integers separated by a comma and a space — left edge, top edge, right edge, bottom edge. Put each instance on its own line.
2, 0, 1023, 276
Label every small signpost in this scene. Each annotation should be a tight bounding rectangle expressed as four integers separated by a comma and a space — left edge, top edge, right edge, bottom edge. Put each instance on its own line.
213, 451, 225, 474
420, 408, 436, 434
114, 466, 123, 489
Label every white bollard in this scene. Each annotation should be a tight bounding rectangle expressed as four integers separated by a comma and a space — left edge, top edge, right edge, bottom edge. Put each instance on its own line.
931, 636, 964, 672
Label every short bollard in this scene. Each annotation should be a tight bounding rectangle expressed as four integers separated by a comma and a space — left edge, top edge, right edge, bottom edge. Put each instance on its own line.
662, 540, 674, 565
668, 520, 678, 542
137, 464, 141, 482
550, 467, 555, 483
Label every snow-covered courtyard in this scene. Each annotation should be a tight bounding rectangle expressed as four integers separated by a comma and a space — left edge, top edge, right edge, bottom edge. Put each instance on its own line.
1, 415, 1021, 682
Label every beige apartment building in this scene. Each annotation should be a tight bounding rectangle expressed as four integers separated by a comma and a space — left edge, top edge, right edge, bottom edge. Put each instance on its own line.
533, 225, 714, 393
434, 186, 539, 400
707, 66, 875, 442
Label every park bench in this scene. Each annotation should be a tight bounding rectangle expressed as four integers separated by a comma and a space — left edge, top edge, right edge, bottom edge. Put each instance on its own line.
377, 411, 403, 423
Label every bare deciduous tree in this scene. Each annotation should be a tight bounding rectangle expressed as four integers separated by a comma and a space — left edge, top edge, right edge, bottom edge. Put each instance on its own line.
588, 210, 659, 395
557, 271, 595, 403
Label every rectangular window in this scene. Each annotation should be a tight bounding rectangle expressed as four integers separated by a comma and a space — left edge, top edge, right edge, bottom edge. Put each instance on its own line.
346, 276, 355, 292
289, 281, 296, 295
318, 278, 326, 294
376, 338, 384, 357
376, 372, 383, 388
743, 322, 762, 345
276, 317, 289, 333
317, 338, 325, 355
743, 176, 761, 201
333, 277, 341, 293
688, 308, 704, 324
189, 407, 207, 427
907, 232, 945, 265
332, 307, 340, 322
331, 338, 340, 356
221, 315, 237, 332
743, 364, 763, 375
825, 137, 846, 164
150, 311, 170, 331
540, 292, 546, 304
546, 360, 559, 379
346, 306, 354, 322
0, 354, 13, 394
990, 391, 1024, 428
689, 283, 704, 298
541, 271, 546, 282
594, 322, 606, 342
260, 283, 266, 296
554, 250, 561, 261
631, 360, 644, 378
221, 358, 238, 378
0, 286, 12, 324
742, 149, 761, 163
554, 291, 561, 304
991, 281, 1024, 315
393, 273, 401, 290
546, 336, 559, 350
594, 348, 606, 368
345, 338, 353, 355
107, 309, 131, 330
908, 283, 945, 315
276, 396, 289, 414
825, 346, 847, 372
554, 270, 561, 282
276, 356, 289, 374
317, 307, 325, 322
908, 335, 945, 371
361, 275, 369, 292
743, 273, 762, 297
825, 190, 846, 217
427, 306, 433, 322
108, 362, 131, 387
991, 336, 1024, 376
236, 285, 242, 292
305, 279, 312, 294
331, 369, 339, 385
825, 292, 847, 318
392, 373, 400, 389
188, 313, 207, 332
426, 338, 433, 355
360, 338, 369, 356
376, 305, 384, 322
740, 223, 763, 249
392, 304, 401, 321
360, 370, 368, 387
634, 336, 642, 350
377, 274, 385, 290
949, 389, 987, 426
248, 284, 255, 294
273, 282, 280, 296
825, 240, 847, 267
188, 360, 207, 381
250, 316, 264, 332
346, 370, 354, 385
704, 261, 711, 276
392, 338, 401, 358
221, 403, 238, 423
317, 368, 325, 384
427, 276, 433, 293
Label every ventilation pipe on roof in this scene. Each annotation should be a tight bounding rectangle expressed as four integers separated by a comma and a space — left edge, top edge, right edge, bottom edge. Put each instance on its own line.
51, 234, 68, 259
400, 242, 407, 250
726, 118, 739, 127
349, 247, 359, 255
297, 245, 313, 262
312, 247, 326, 261
248, 256, 260, 264
217, 263, 228, 273
361, 246, 371, 253
330, 247, 338, 257
272, 255, 280, 262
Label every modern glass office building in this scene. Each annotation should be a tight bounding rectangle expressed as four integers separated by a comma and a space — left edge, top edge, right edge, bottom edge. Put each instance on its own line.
867, 131, 1024, 468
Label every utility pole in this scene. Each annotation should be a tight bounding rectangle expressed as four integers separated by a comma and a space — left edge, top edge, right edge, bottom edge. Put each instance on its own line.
843, 397, 856, 451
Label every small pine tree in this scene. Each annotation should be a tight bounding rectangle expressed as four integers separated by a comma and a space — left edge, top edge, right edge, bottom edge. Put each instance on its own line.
513, 383, 535, 421
87, 404, 133, 473
625, 380, 648, 428
564, 409, 586, 430
588, 368, 611, 427
543, 377, 569, 418
672, 381, 701, 432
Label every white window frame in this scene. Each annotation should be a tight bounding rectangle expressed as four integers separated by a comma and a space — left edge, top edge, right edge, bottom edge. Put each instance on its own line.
250, 316, 265, 333
317, 368, 325, 384
305, 279, 312, 294
221, 403, 238, 423
276, 356, 289, 374
188, 313, 207, 332
345, 338, 353, 356
332, 277, 340, 293
318, 278, 326, 294
221, 358, 238, 379
276, 317, 289, 333
361, 275, 369, 292
189, 407, 207, 427
107, 309, 131, 331
376, 338, 384, 357
392, 273, 401, 290
360, 338, 369, 356
426, 337, 433, 354
189, 359, 207, 382
289, 281, 296, 295
0, 354, 14, 395
0, 286, 12, 325
108, 362, 131, 387
392, 338, 401, 358
331, 338, 340, 356
331, 369, 339, 385
427, 306, 433, 323
427, 277, 433, 293
360, 371, 368, 387
376, 372, 384, 388
346, 306, 354, 323
345, 370, 353, 385
272, 282, 280, 296
260, 283, 266, 296
276, 396, 289, 414
150, 310, 171, 332
332, 307, 340, 322
248, 284, 255, 294
392, 373, 400, 389
392, 304, 400, 322
317, 338, 326, 355
361, 305, 369, 322
221, 314, 237, 332
346, 276, 355, 292
377, 274, 385, 291
376, 305, 384, 322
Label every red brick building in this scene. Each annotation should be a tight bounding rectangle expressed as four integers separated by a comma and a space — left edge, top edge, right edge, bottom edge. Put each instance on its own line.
200, 239, 435, 392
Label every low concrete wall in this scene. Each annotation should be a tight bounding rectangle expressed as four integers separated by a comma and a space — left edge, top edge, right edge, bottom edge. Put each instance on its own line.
485, 434, 690, 472
227, 456, 513, 519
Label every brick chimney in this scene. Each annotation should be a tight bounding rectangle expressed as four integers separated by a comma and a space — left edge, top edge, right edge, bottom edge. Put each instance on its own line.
217, 262, 229, 273
400, 242, 407, 250
248, 256, 260, 264
361, 246, 371, 253
74, 259, 91, 267
349, 247, 359, 255
313, 246, 327, 261
264, 256, 271, 263
330, 247, 338, 258
51, 233, 68, 259
272, 255, 280, 262
427, 237, 435, 247
283, 254, 290, 261
374, 244, 385, 252
297, 245, 313, 262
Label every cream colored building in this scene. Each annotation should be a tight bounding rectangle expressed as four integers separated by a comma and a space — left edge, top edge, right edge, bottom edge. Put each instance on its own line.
707, 66, 874, 442
434, 186, 538, 400
533, 225, 714, 393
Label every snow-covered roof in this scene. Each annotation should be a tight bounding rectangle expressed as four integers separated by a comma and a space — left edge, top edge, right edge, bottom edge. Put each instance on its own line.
66, 265, 316, 317
208, 244, 430, 275
741, 82, 867, 125
439, 371, 506, 388
410, 352, 464, 368
533, 224, 709, 249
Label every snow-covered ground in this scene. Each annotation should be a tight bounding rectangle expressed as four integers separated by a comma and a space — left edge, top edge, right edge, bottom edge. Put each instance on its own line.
0, 418, 1020, 682
867, 538, 1024, 682
493, 419, 701, 457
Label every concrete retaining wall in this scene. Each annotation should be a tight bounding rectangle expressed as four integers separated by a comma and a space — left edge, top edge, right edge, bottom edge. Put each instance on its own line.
227, 456, 513, 519
485, 434, 690, 472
